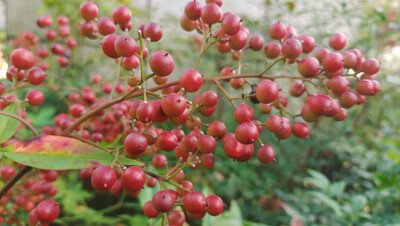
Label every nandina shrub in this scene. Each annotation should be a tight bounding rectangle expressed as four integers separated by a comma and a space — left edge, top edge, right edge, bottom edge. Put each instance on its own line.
0, 0, 382, 225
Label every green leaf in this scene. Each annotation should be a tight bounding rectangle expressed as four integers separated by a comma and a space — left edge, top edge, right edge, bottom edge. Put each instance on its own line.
0, 135, 142, 170
309, 191, 342, 216
0, 103, 19, 144
351, 195, 367, 213
304, 169, 330, 191
328, 181, 346, 197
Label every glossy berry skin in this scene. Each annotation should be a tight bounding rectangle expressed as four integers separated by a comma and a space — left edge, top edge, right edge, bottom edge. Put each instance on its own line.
298, 35, 315, 53
329, 33, 346, 51
201, 91, 218, 107
201, 3, 222, 25
146, 177, 158, 187
249, 35, 264, 51
207, 121, 226, 139
114, 35, 138, 57
97, 17, 116, 35
1, 165, 15, 180
11, 48, 35, 70
257, 145, 275, 163
308, 95, 333, 116
91, 166, 117, 192
152, 190, 175, 213
156, 131, 178, 152
237, 144, 254, 162
69, 104, 85, 117
235, 122, 259, 144
221, 14, 241, 35
151, 154, 168, 169
256, 80, 279, 104
223, 135, 244, 158
196, 135, 217, 153
361, 58, 380, 75
35, 199, 60, 223
162, 93, 186, 117
136, 102, 156, 123
184, 191, 206, 213
80, 1, 98, 21
27, 67, 46, 85
168, 210, 186, 226
264, 42, 281, 59
205, 195, 224, 216
26, 90, 44, 106
143, 201, 160, 218
339, 91, 358, 108
329, 76, 349, 96
144, 22, 163, 42
269, 22, 286, 40
322, 52, 344, 73
149, 50, 175, 77
356, 79, 374, 95
234, 104, 254, 123
289, 81, 305, 97
180, 69, 202, 92
185, 1, 202, 20
315, 48, 330, 62
121, 166, 146, 191
113, 6, 131, 25
102, 34, 120, 58
292, 122, 310, 138
124, 133, 148, 155
180, 135, 198, 153
281, 38, 302, 60
298, 57, 320, 78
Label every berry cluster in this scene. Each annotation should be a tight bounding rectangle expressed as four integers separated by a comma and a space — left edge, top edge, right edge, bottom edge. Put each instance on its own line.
0, 0, 382, 225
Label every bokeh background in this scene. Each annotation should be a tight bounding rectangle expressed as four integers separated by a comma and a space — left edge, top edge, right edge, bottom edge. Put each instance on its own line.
1, 0, 400, 225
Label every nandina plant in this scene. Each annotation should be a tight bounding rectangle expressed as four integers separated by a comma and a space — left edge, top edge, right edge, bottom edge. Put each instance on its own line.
0, 0, 381, 225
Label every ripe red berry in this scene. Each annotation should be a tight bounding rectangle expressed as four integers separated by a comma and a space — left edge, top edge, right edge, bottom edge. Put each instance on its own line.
149, 50, 175, 77
264, 42, 281, 59
57, 15, 69, 25
255, 80, 279, 104
80, 1, 98, 21
27, 67, 46, 85
249, 35, 264, 51
1, 165, 15, 180
322, 52, 344, 73
184, 191, 206, 213
298, 57, 320, 78
235, 122, 259, 144
201, 91, 218, 107
256, 145, 275, 163
339, 91, 358, 108
121, 166, 146, 191
196, 135, 216, 153
292, 122, 310, 138
114, 35, 138, 57
136, 102, 156, 123
221, 14, 241, 36
168, 210, 186, 226
282, 38, 302, 60
144, 22, 163, 42
69, 104, 85, 117
207, 121, 226, 139
113, 6, 131, 25
229, 30, 248, 50
315, 48, 330, 62
91, 165, 117, 191
237, 144, 254, 162
180, 69, 202, 92
35, 199, 60, 223
205, 195, 224, 216
269, 22, 286, 40
152, 190, 175, 213
146, 177, 158, 188
79, 21, 97, 38
157, 131, 178, 152
26, 90, 44, 106
180, 135, 198, 153
201, 3, 222, 25
289, 81, 305, 97
361, 58, 380, 75
223, 135, 244, 158
185, 1, 202, 20
298, 35, 315, 53
180, 14, 198, 31
97, 17, 116, 35
151, 154, 168, 169
11, 48, 35, 70
341, 51, 357, 69
143, 201, 160, 218
234, 104, 254, 123
124, 133, 148, 155
329, 33, 346, 51
162, 93, 186, 117
36, 15, 52, 27
102, 34, 120, 58
329, 76, 349, 96
308, 95, 333, 116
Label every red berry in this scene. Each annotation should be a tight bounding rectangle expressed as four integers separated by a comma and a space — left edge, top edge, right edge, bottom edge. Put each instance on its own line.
180, 69, 202, 92
80, 1, 98, 21
315, 48, 330, 62
264, 42, 281, 59
26, 90, 44, 106
361, 58, 380, 74
269, 22, 286, 40
223, 135, 244, 158
329, 33, 346, 51
91, 165, 117, 191
157, 131, 178, 152
201, 91, 218, 107
136, 102, 156, 123
292, 122, 310, 138
57, 15, 69, 25
124, 133, 148, 155
97, 17, 116, 35
144, 201, 160, 218
235, 122, 259, 144
168, 210, 186, 226
114, 35, 138, 57
69, 104, 85, 117
36, 15, 52, 27
329, 76, 349, 96
205, 195, 224, 216
162, 93, 186, 117
221, 14, 241, 35
102, 34, 120, 58
298, 35, 315, 53
152, 190, 175, 213
184, 191, 206, 213
35, 199, 60, 223
207, 121, 226, 139
144, 22, 163, 42
113, 6, 131, 25
27, 67, 46, 85
149, 50, 175, 77
229, 30, 248, 50
341, 51, 357, 69
201, 3, 222, 25
151, 154, 168, 169
185, 1, 202, 20
237, 144, 254, 162
1, 165, 15, 180
298, 57, 320, 78
234, 104, 254, 123
282, 38, 302, 60
339, 91, 358, 108
199, 153, 216, 168
322, 52, 344, 73
180, 14, 198, 31
249, 35, 264, 51
121, 166, 146, 191
289, 81, 305, 97
11, 48, 35, 70
146, 177, 158, 187
256, 145, 275, 163
196, 135, 216, 153
255, 80, 279, 104
180, 135, 198, 153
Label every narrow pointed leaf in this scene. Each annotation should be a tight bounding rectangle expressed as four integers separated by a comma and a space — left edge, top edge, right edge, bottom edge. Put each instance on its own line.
0, 135, 142, 170
0, 103, 19, 144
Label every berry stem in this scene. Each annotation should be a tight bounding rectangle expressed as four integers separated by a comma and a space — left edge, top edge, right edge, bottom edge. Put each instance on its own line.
138, 30, 147, 102
214, 80, 237, 108
260, 56, 284, 75
67, 134, 112, 153
108, 57, 122, 100
0, 111, 38, 136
